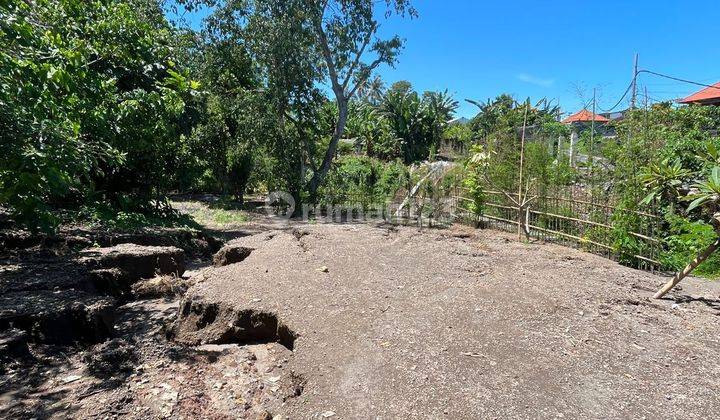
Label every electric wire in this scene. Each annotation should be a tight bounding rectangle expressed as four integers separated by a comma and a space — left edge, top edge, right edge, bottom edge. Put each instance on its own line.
598, 69, 720, 113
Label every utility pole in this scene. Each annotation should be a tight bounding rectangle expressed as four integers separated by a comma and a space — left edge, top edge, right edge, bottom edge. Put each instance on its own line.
630, 53, 639, 109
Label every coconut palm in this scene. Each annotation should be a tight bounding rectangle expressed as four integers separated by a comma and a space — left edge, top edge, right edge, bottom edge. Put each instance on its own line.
355, 75, 386, 105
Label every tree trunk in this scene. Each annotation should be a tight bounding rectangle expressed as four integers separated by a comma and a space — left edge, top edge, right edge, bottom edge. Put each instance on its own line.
653, 237, 720, 299
308, 98, 348, 198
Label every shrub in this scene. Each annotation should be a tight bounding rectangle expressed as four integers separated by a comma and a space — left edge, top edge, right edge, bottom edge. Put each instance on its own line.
318, 156, 409, 206
662, 214, 720, 278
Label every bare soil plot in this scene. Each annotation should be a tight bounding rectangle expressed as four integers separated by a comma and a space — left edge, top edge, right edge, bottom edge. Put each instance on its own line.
173, 223, 720, 418
2, 220, 719, 419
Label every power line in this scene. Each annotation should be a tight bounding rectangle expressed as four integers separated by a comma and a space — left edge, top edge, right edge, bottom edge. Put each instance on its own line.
598, 69, 720, 113
637, 69, 720, 91
598, 79, 634, 113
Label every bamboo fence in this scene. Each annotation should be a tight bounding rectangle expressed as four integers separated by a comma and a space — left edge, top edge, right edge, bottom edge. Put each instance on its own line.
453, 186, 665, 272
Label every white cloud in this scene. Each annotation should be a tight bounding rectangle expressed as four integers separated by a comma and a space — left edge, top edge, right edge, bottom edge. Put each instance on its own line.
516, 73, 555, 87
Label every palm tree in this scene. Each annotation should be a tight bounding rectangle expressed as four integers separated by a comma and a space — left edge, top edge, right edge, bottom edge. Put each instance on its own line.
422, 90, 458, 156
355, 75, 386, 105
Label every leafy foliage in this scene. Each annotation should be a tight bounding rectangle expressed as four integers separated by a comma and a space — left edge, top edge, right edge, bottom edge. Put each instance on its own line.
662, 214, 720, 278
0, 0, 195, 230
317, 156, 409, 207
381, 82, 458, 163
638, 158, 692, 206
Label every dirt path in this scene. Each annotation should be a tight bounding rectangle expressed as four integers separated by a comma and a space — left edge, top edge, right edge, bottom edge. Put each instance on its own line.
174, 223, 720, 418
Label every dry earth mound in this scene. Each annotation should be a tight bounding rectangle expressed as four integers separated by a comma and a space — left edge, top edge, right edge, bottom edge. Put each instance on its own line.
173, 223, 720, 418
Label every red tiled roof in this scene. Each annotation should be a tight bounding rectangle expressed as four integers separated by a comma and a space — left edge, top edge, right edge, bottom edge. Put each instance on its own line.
562, 109, 609, 124
679, 81, 720, 104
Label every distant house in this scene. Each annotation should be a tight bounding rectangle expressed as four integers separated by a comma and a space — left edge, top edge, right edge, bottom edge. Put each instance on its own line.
561, 109, 611, 167
561, 109, 609, 124
598, 110, 628, 122
678, 81, 720, 106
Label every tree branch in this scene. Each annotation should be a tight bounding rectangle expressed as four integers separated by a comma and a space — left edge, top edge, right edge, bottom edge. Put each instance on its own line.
341, 23, 376, 92
348, 55, 384, 99
313, 2, 345, 100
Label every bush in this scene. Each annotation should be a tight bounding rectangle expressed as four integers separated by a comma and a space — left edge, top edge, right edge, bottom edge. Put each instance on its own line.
318, 156, 409, 206
662, 214, 720, 278
0, 0, 194, 230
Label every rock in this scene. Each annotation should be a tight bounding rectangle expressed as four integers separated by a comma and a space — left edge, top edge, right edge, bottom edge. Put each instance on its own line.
84, 338, 138, 378
62, 374, 83, 383
131, 275, 190, 299
79, 243, 185, 283
316, 266, 329, 273
255, 410, 273, 420
0, 289, 115, 344
161, 390, 179, 402
0, 329, 30, 363
213, 245, 254, 267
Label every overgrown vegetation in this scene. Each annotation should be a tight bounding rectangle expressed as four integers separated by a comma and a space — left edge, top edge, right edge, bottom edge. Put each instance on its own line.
1, 0, 195, 229
456, 94, 720, 278
3, 0, 720, 283
1, 0, 466, 231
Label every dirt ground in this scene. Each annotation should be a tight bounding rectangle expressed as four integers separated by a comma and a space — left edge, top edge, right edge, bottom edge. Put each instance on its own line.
175, 222, 720, 419
3, 219, 720, 418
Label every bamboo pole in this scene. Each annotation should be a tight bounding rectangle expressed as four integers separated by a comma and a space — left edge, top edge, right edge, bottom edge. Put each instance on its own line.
589, 88, 596, 173
517, 104, 529, 240
653, 238, 720, 299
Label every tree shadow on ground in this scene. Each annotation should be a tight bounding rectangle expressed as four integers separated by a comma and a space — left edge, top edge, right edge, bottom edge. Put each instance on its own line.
0, 345, 82, 419
669, 294, 720, 315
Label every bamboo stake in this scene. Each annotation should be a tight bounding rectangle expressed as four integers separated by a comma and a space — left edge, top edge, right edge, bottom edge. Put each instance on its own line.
653, 238, 720, 299
517, 103, 529, 240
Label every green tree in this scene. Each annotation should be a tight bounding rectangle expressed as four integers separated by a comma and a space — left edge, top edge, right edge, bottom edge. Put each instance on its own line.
0, 0, 195, 229
304, 0, 415, 196
197, 0, 415, 201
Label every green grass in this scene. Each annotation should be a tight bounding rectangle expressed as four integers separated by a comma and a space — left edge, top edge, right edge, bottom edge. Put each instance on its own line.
212, 210, 249, 225
171, 200, 250, 229
63, 204, 200, 233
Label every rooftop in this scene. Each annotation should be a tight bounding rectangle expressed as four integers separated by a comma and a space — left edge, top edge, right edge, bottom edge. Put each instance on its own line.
678, 81, 720, 105
562, 109, 610, 124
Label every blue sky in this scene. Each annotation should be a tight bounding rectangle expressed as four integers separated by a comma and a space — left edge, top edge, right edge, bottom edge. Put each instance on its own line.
174, 1, 720, 118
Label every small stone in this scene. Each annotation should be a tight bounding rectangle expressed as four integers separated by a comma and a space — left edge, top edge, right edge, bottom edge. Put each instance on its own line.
161, 391, 179, 402
62, 374, 82, 383
320, 411, 336, 418
316, 266, 329, 273
256, 410, 273, 420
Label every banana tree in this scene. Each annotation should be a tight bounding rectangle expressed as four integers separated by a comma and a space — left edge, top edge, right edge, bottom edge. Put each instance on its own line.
654, 166, 720, 299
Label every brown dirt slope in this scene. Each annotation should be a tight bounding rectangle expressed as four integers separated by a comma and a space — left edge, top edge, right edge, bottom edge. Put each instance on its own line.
173, 223, 720, 418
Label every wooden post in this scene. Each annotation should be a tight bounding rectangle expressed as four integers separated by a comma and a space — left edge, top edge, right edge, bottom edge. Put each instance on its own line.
517, 103, 529, 240
589, 88, 596, 173
653, 238, 720, 299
